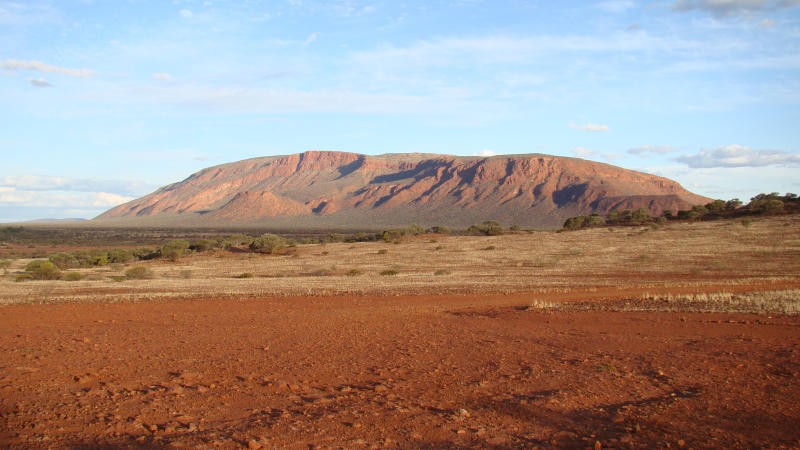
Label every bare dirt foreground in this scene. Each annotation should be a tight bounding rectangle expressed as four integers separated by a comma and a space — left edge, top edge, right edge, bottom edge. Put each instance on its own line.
2, 287, 800, 449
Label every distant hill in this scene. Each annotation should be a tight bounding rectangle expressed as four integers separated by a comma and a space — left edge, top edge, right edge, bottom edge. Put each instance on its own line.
21, 218, 88, 224
95, 151, 709, 229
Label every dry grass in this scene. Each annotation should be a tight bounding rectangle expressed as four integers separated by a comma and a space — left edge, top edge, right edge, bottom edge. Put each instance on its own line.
1, 214, 799, 305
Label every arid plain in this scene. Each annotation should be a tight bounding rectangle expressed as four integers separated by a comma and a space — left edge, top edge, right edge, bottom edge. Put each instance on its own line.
1, 215, 799, 448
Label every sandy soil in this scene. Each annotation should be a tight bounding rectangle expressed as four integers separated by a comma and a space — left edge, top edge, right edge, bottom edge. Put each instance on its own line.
2, 285, 799, 449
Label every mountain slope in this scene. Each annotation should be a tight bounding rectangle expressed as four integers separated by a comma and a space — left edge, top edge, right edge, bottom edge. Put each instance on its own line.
95, 151, 709, 228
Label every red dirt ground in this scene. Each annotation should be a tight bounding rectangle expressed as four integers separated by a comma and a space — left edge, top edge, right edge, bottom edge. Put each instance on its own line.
1, 285, 799, 449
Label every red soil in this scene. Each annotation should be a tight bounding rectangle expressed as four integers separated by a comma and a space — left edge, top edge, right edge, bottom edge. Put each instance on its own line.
1, 285, 799, 449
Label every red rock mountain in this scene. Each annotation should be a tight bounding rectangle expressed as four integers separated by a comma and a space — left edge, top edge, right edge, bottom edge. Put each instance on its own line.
95, 151, 709, 229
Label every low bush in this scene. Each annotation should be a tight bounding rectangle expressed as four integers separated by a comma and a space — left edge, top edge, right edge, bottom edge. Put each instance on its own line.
235, 272, 254, 278
346, 269, 363, 276
49, 252, 79, 269
467, 220, 504, 236
125, 266, 154, 280
249, 234, 291, 254
377, 249, 388, 255
63, 272, 86, 281
25, 260, 60, 280
379, 269, 399, 276
434, 270, 450, 276
427, 225, 451, 235
159, 240, 191, 261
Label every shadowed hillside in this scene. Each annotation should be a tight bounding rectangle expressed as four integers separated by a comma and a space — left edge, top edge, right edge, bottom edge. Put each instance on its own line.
96, 151, 709, 228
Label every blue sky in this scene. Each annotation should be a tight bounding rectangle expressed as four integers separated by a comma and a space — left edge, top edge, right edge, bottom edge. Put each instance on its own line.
1, 0, 799, 221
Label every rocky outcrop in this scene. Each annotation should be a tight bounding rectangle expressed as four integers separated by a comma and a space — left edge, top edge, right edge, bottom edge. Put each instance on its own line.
96, 151, 709, 228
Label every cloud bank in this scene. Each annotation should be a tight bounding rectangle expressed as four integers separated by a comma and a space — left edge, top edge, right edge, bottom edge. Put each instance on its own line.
675, 145, 800, 168
672, 0, 800, 18
2, 59, 96, 78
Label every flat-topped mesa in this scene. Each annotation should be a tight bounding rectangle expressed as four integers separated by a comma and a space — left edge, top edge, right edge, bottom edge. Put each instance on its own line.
96, 151, 710, 228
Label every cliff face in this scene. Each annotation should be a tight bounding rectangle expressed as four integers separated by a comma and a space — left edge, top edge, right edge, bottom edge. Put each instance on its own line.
96, 151, 709, 228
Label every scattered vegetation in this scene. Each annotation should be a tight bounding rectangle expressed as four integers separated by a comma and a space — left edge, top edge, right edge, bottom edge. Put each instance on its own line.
63, 272, 86, 281
346, 269, 363, 276
562, 192, 800, 231
467, 220, 505, 236
377, 249, 388, 255
25, 260, 60, 280
249, 234, 295, 254
235, 272, 254, 279
159, 239, 191, 261
379, 269, 399, 276
124, 266, 155, 280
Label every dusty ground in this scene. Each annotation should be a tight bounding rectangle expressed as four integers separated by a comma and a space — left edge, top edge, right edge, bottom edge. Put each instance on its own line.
1, 216, 799, 448
2, 289, 800, 449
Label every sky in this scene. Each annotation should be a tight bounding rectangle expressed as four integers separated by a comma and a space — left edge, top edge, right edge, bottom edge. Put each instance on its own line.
1, 0, 799, 221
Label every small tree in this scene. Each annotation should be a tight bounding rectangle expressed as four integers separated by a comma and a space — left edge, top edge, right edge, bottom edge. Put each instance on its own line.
406, 224, 425, 236
159, 239, 191, 261
25, 260, 60, 280
705, 199, 726, 212
49, 252, 79, 269
249, 234, 289, 254
725, 199, 742, 210
125, 266, 154, 280
630, 208, 652, 224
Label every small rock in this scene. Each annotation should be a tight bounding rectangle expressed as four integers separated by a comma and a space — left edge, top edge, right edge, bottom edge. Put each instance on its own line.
456, 429, 466, 435
594, 441, 602, 450
678, 439, 686, 447
457, 408, 470, 417
373, 384, 389, 392
248, 439, 262, 449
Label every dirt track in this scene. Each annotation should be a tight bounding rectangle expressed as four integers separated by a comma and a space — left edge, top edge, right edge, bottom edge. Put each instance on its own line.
2, 285, 799, 449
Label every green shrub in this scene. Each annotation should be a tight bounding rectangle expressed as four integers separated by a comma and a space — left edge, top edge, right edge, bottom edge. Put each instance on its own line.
131, 247, 158, 260
742, 217, 752, 227
25, 260, 60, 280
124, 266, 154, 280
406, 224, 425, 236
249, 234, 290, 254
427, 226, 451, 235
14, 273, 33, 282
434, 270, 450, 276
346, 269, 363, 276
63, 272, 86, 281
220, 234, 253, 249
379, 269, 399, 276
107, 248, 134, 264
380, 229, 406, 242
509, 225, 522, 231
159, 239, 191, 261
189, 239, 217, 253
483, 245, 496, 250
467, 220, 504, 236
377, 249, 388, 255
49, 252, 79, 269
235, 272, 254, 278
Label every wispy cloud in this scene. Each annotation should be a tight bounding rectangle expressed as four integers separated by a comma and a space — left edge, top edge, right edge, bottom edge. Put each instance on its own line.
672, 0, 800, 18
569, 123, 610, 132
628, 145, 681, 155
27, 77, 51, 87
598, 1, 636, 13
180, 9, 193, 19
675, 145, 800, 168
573, 146, 598, 158
0, 175, 152, 196
0, 188, 133, 208
475, 149, 498, 157
153, 72, 172, 81
2, 59, 96, 78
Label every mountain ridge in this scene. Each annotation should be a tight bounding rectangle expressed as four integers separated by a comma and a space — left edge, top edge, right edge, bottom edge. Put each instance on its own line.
95, 151, 710, 229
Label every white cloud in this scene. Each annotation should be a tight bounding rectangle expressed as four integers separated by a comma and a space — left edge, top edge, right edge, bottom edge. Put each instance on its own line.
569, 123, 610, 132
628, 145, 681, 155
27, 77, 51, 87
672, 0, 800, 18
475, 149, 498, 157
153, 72, 172, 80
2, 59, 96, 78
573, 146, 598, 158
0, 175, 151, 196
0, 189, 133, 208
304, 32, 318, 44
675, 145, 800, 168
180, 9, 193, 18
759, 18, 776, 27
